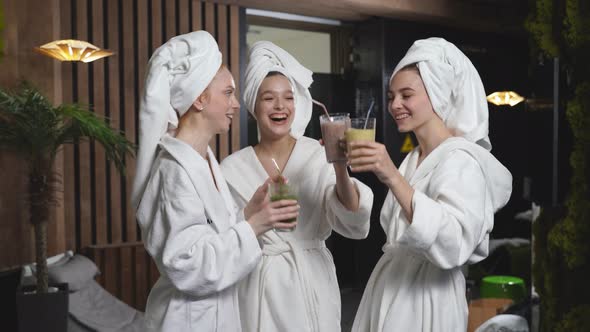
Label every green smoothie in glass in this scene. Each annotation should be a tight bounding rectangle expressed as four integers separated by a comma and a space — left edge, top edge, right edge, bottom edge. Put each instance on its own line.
269, 180, 298, 232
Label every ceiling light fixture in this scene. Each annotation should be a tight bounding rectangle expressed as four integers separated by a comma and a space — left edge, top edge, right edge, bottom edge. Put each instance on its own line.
34, 39, 114, 63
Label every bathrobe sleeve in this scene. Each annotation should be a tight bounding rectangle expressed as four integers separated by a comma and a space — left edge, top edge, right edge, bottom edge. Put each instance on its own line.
138, 160, 261, 297
323, 163, 373, 239
397, 150, 490, 269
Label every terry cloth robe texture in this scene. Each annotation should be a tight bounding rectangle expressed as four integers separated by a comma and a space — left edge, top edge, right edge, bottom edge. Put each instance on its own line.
352, 137, 512, 332
137, 136, 262, 332
221, 136, 374, 332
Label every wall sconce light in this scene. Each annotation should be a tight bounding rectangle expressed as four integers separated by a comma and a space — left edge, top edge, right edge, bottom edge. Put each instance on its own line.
486, 91, 525, 107
34, 39, 114, 63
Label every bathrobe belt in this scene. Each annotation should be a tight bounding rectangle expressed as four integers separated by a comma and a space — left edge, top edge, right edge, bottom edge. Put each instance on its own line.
259, 239, 326, 332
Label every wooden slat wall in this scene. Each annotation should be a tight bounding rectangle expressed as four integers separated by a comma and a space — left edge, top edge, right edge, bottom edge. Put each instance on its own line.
204, 2, 217, 154
107, 0, 123, 244
61, 0, 76, 252
61, 0, 242, 249
75, 0, 93, 250
122, 0, 137, 243
230, 6, 241, 151
57, 0, 243, 309
92, 0, 108, 246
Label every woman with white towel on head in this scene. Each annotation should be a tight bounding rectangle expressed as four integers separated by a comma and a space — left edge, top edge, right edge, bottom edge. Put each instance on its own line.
220, 41, 374, 332
349, 37, 513, 331
132, 31, 298, 332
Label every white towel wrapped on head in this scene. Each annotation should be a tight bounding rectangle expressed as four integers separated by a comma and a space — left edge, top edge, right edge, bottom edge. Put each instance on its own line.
132, 31, 222, 209
243, 41, 313, 139
392, 37, 491, 150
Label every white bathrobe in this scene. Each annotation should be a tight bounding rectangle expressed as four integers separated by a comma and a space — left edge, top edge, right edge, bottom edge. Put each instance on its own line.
221, 136, 374, 332
352, 137, 512, 332
136, 135, 262, 332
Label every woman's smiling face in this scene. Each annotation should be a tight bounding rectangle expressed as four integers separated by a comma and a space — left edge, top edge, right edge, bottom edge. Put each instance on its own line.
388, 66, 437, 134
254, 73, 295, 140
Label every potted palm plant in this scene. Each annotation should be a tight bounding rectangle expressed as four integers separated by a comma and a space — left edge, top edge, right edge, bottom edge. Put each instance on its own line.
0, 83, 134, 331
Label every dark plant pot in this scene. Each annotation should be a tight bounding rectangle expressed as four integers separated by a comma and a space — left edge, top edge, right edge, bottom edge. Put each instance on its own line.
0, 268, 22, 332
16, 283, 68, 332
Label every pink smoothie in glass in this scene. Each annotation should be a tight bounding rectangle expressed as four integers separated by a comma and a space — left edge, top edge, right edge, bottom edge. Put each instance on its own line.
320, 113, 350, 163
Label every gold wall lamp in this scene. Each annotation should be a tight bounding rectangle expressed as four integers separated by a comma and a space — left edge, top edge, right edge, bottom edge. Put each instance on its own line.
486, 91, 525, 107
34, 39, 113, 63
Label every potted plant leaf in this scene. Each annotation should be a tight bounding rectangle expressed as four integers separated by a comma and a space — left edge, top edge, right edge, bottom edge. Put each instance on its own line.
0, 83, 134, 331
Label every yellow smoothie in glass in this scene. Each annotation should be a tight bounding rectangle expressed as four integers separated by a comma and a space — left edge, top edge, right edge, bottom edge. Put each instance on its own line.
346, 118, 376, 152
345, 128, 376, 142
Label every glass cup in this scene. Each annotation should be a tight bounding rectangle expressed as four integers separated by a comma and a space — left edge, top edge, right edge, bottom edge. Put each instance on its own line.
269, 181, 298, 232
346, 118, 376, 153
320, 113, 351, 163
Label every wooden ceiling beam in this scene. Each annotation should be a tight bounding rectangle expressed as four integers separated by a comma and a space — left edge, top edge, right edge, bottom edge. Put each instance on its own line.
212, 0, 369, 21
212, 0, 524, 32
340, 0, 520, 31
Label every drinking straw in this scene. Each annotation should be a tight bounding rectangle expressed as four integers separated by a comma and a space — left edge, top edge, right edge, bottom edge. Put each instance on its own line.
363, 100, 375, 129
271, 158, 282, 176
312, 99, 332, 121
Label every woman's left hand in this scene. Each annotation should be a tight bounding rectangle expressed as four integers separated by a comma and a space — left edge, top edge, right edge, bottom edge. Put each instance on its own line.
347, 141, 398, 185
244, 178, 273, 220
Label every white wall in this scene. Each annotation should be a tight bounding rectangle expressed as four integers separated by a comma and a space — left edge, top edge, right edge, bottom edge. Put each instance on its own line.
246, 25, 331, 74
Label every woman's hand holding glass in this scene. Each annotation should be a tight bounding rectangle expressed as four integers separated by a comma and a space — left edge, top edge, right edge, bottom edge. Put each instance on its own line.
245, 178, 299, 236
346, 141, 398, 186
